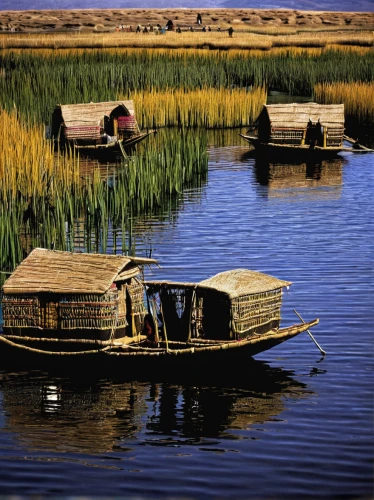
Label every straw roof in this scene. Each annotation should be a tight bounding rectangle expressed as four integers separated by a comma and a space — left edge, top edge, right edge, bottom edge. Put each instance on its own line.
59, 100, 135, 128
262, 103, 344, 129
198, 269, 291, 299
3, 248, 156, 295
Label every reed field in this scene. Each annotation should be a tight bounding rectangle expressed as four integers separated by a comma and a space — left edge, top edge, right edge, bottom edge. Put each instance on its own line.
0, 108, 208, 273
0, 46, 372, 125
124, 87, 267, 129
0, 28, 373, 51
314, 82, 374, 123
0, 35, 373, 273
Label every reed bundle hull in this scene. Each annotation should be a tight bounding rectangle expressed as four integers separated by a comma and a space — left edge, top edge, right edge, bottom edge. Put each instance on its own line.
0, 319, 319, 371
240, 135, 344, 160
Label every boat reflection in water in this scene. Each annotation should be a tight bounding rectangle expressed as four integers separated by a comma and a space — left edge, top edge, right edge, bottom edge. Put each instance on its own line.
252, 156, 344, 199
0, 362, 317, 454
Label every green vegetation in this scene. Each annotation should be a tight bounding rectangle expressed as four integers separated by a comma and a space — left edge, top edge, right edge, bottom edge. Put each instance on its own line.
0, 44, 372, 273
0, 108, 208, 272
0, 47, 372, 124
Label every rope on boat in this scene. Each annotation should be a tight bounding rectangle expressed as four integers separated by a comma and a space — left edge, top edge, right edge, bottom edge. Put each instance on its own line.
0, 335, 105, 356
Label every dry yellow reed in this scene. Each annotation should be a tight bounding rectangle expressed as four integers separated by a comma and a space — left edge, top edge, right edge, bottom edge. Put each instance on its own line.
0, 29, 372, 51
314, 82, 374, 121
0, 107, 79, 201
119, 87, 267, 129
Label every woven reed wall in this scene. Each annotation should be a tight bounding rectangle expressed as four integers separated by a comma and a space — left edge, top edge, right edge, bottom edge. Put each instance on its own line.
59, 290, 126, 330
126, 278, 148, 336
2, 289, 126, 331
2, 296, 42, 329
192, 288, 283, 338
231, 288, 282, 334
270, 128, 304, 145
118, 115, 138, 132
326, 127, 344, 146
64, 125, 101, 140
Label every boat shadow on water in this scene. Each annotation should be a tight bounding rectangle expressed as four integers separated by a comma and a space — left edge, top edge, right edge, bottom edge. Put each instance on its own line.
0, 359, 319, 453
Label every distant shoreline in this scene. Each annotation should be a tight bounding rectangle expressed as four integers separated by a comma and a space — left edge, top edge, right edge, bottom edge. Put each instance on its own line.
1, 8, 374, 33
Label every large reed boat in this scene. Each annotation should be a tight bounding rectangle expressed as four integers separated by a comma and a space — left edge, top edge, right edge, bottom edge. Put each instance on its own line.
51, 100, 155, 156
0, 248, 320, 368
239, 103, 366, 159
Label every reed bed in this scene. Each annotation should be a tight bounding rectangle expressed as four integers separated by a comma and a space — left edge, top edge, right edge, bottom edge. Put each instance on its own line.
121, 87, 266, 129
0, 46, 372, 125
1, 28, 373, 50
0, 108, 208, 272
314, 82, 374, 123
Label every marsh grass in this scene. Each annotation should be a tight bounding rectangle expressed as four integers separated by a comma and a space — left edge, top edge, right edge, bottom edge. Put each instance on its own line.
0, 46, 372, 125
0, 28, 373, 50
121, 87, 266, 129
314, 82, 374, 123
0, 108, 208, 272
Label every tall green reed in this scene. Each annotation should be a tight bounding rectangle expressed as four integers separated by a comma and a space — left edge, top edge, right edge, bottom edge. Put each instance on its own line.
0, 47, 372, 125
0, 108, 208, 272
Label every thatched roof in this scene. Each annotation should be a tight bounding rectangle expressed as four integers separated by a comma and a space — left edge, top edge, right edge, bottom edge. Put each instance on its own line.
59, 100, 135, 128
198, 269, 292, 299
262, 103, 344, 129
3, 248, 156, 295
147, 269, 292, 299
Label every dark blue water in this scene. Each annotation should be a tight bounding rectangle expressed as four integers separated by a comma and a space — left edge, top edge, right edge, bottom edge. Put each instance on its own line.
0, 136, 373, 497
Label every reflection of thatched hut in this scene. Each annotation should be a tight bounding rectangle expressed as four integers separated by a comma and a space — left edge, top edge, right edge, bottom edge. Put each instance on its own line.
2, 248, 156, 342
257, 103, 345, 147
51, 100, 151, 150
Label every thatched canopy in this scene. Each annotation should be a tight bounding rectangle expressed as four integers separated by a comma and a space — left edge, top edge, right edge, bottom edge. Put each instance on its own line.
198, 269, 291, 299
3, 248, 156, 295
58, 100, 135, 128
147, 269, 291, 299
261, 103, 344, 129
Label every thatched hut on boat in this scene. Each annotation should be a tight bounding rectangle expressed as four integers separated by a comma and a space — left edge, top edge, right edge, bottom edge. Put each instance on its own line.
1, 248, 156, 341
258, 103, 344, 147
51, 100, 152, 151
241, 103, 345, 155
147, 269, 291, 342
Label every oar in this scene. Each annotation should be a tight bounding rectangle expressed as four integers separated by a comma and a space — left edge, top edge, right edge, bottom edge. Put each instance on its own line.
293, 309, 326, 356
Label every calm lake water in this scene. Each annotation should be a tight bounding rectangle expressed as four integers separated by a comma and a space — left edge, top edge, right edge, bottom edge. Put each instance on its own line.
0, 132, 373, 498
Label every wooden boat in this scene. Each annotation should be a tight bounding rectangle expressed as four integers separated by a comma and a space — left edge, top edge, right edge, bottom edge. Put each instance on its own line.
240, 103, 371, 159
0, 249, 320, 368
51, 100, 156, 157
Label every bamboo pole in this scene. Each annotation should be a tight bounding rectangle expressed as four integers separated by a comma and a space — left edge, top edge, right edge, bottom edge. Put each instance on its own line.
158, 298, 169, 352
293, 309, 326, 356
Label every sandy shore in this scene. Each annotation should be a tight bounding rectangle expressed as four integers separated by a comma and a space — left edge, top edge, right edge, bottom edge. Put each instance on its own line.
1, 8, 374, 33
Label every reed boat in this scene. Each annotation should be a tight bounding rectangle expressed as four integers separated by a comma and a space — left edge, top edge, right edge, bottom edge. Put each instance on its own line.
240, 103, 371, 159
0, 249, 321, 368
51, 100, 156, 157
